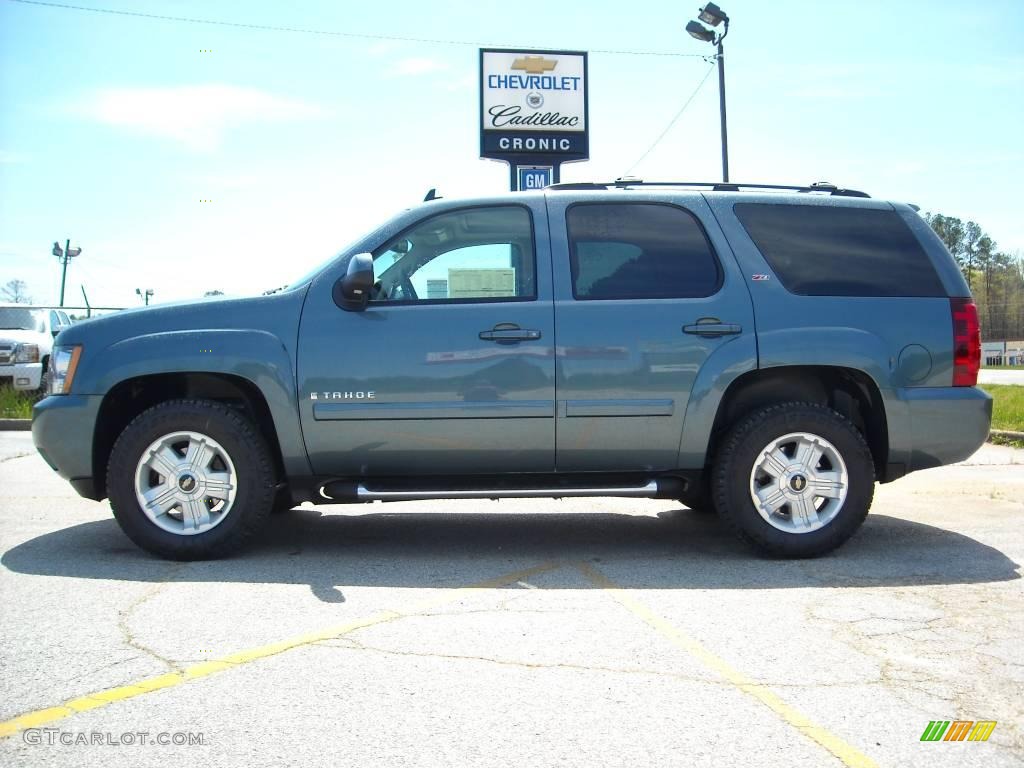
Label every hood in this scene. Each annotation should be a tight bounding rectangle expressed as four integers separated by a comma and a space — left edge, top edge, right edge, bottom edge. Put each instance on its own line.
55, 288, 310, 352
0, 329, 48, 345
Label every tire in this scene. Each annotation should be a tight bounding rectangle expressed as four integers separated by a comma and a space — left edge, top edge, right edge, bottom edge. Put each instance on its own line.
712, 402, 874, 558
36, 358, 50, 398
107, 399, 276, 560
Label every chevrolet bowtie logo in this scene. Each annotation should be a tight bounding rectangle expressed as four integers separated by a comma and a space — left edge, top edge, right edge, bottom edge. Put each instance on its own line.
511, 56, 557, 75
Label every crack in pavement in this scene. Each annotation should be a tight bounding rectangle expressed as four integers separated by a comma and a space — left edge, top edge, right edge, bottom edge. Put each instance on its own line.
116, 565, 188, 674
314, 635, 729, 685
0, 451, 33, 464
806, 584, 1024, 750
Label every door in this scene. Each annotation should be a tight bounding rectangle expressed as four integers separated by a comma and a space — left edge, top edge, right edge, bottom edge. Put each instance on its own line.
545, 195, 756, 471
298, 202, 556, 477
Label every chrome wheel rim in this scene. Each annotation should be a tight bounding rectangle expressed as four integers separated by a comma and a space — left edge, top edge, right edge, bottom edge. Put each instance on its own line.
748, 431, 848, 534
133, 431, 237, 536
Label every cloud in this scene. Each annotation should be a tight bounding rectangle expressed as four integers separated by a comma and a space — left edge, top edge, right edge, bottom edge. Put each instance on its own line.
386, 57, 450, 77
75, 84, 324, 151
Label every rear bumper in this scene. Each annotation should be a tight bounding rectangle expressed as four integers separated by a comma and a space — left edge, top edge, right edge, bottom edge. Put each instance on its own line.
898, 386, 993, 474
32, 394, 104, 500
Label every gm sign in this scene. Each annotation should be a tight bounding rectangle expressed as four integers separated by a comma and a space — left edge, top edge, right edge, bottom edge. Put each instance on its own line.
480, 48, 589, 165
518, 166, 552, 190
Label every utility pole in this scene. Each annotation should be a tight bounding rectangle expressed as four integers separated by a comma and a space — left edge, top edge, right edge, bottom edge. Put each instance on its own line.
716, 37, 729, 183
52, 239, 82, 307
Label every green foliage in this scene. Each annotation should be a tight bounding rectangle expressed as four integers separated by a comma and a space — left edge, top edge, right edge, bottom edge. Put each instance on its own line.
924, 213, 1024, 341
980, 384, 1024, 432
0, 386, 35, 419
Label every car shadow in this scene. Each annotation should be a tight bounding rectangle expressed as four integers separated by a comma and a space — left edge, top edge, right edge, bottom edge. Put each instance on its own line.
2, 506, 1019, 599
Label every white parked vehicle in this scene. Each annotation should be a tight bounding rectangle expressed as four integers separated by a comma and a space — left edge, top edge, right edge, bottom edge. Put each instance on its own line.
0, 305, 72, 392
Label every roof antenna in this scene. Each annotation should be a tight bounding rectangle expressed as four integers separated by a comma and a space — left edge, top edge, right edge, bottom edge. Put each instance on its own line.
423, 188, 441, 201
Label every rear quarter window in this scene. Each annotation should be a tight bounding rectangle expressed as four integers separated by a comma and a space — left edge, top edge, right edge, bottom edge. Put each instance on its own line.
733, 203, 946, 297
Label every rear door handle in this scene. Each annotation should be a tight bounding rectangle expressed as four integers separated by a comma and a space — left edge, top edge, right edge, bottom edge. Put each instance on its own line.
683, 318, 742, 337
479, 324, 542, 344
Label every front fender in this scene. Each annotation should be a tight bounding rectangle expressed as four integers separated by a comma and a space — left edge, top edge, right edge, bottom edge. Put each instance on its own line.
83, 329, 310, 479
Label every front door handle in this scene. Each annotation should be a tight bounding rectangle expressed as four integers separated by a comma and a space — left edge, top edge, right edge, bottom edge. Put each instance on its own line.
479, 324, 542, 344
683, 318, 743, 337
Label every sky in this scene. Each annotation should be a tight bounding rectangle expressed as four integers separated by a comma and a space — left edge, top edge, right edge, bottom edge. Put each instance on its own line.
1, 0, 1022, 309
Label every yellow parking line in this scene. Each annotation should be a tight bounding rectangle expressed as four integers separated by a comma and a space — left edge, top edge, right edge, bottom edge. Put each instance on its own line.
0, 560, 561, 739
576, 562, 878, 768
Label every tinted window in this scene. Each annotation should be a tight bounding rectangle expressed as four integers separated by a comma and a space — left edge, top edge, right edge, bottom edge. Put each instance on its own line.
733, 203, 945, 297
371, 206, 534, 303
566, 203, 721, 300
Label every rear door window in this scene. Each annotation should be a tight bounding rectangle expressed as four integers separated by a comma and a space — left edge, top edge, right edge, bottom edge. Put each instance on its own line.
566, 203, 721, 300
733, 203, 945, 297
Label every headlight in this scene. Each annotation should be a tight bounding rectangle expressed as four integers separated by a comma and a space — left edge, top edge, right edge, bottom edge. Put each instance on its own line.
14, 343, 40, 363
49, 345, 82, 395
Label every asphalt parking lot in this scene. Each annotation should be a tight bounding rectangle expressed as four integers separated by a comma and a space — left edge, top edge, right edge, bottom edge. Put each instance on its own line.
0, 431, 1021, 767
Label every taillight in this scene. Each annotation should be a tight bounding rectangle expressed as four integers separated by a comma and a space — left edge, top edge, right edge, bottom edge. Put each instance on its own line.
951, 298, 980, 386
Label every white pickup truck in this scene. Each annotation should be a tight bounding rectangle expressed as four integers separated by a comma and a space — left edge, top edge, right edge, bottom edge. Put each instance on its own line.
0, 305, 72, 392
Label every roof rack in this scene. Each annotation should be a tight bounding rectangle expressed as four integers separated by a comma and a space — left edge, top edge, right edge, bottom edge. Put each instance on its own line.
546, 179, 871, 198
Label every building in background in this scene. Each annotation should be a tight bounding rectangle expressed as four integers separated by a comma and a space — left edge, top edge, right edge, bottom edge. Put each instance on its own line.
982, 340, 1024, 366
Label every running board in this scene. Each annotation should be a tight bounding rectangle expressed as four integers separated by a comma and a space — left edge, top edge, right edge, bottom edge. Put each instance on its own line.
319, 478, 679, 503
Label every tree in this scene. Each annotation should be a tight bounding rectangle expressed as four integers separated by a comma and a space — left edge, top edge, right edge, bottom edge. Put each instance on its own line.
1, 279, 32, 304
925, 213, 966, 267
924, 213, 1024, 342
203, 290, 224, 297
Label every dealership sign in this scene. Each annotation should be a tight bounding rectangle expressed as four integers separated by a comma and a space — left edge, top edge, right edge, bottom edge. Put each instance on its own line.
479, 48, 589, 175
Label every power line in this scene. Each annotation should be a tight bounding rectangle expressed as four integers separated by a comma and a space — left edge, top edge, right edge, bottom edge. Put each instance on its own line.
6, 0, 707, 58
625, 62, 716, 175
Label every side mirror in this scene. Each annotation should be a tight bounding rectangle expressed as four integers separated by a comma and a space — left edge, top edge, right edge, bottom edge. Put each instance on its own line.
333, 252, 374, 311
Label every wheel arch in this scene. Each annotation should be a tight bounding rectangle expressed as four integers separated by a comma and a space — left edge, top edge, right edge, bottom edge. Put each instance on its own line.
697, 365, 890, 480
93, 372, 288, 499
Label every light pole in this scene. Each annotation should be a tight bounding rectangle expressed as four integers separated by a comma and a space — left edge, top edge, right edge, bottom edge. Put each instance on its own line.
686, 3, 730, 183
52, 239, 82, 307
136, 288, 153, 306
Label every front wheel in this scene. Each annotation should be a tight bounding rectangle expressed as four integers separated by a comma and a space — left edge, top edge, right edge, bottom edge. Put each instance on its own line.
712, 403, 875, 558
107, 399, 276, 560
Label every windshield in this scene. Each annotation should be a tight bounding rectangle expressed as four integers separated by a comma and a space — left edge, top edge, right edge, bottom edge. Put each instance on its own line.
0, 308, 43, 331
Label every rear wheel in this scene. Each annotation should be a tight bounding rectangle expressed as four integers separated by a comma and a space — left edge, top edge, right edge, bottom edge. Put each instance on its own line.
107, 399, 275, 560
712, 402, 874, 557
